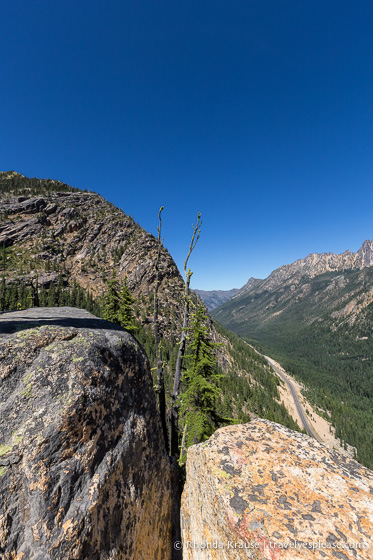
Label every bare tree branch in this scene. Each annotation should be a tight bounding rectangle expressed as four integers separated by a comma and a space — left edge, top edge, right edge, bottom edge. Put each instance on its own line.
170, 212, 202, 456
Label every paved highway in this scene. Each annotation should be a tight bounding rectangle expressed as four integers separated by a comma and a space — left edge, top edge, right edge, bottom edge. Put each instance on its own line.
265, 357, 321, 441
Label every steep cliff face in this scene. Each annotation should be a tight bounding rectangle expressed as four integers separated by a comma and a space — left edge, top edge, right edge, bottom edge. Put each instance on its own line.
181, 420, 373, 559
0, 172, 184, 334
0, 307, 172, 560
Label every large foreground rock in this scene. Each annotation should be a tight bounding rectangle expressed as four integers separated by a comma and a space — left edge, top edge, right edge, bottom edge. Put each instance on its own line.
0, 307, 172, 559
181, 419, 373, 559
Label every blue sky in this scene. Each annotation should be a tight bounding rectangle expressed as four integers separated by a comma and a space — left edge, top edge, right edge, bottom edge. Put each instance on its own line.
1, 1, 372, 289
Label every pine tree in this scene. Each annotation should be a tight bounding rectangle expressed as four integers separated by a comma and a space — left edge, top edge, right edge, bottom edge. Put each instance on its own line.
8, 283, 18, 311
102, 270, 121, 323
47, 283, 56, 307
178, 304, 223, 463
29, 273, 39, 307
70, 281, 79, 307
55, 273, 64, 305
39, 285, 47, 307
118, 277, 136, 332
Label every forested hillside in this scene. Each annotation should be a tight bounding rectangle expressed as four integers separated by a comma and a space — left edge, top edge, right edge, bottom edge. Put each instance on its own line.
213, 262, 373, 468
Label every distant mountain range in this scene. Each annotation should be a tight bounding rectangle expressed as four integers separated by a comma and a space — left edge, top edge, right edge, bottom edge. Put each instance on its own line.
193, 288, 240, 310
214, 240, 373, 331
196, 240, 373, 312
237, 239, 373, 295
212, 240, 373, 468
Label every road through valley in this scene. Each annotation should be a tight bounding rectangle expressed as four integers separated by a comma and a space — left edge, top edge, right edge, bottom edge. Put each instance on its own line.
265, 357, 321, 441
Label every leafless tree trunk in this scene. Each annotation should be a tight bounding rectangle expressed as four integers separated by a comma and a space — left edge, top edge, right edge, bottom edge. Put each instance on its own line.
170, 212, 202, 457
153, 207, 169, 452
30, 272, 39, 307
1, 243, 6, 311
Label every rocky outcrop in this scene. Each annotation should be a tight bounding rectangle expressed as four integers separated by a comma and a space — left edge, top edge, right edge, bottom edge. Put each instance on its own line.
181, 419, 373, 559
0, 173, 185, 337
237, 240, 373, 298
0, 307, 172, 559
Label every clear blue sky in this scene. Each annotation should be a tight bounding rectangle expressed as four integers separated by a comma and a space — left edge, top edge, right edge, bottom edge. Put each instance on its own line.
1, 1, 372, 289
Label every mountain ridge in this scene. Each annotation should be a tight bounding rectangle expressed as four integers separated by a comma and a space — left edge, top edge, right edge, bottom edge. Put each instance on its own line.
193, 288, 240, 310
212, 241, 373, 468
0, 171, 184, 337
195, 240, 373, 312
235, 239, 373, 299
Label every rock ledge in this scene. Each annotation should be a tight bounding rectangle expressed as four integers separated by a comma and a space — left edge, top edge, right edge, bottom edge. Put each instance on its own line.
0, 307, 172, 559
181, 419, 373, 559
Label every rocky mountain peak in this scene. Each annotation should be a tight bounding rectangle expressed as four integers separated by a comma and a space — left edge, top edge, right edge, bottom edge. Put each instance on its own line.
240, 239, 373, 296
357, 239, 373, 267
233, 276, 262, 298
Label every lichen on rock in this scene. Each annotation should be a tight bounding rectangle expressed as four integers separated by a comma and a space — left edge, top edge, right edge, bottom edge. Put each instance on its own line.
181, 419, 373, 559
0, 307, 172, 559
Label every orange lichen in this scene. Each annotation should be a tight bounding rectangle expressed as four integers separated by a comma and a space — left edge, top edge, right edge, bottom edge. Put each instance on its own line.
182, 419, 373, 560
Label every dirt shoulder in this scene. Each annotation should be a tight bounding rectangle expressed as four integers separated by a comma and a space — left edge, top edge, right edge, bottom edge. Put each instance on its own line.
268, 357, 355, 458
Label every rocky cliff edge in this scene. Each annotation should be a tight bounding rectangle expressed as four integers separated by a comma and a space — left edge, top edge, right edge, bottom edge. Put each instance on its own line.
0, 307, 172, 559
181, 419, 373, 559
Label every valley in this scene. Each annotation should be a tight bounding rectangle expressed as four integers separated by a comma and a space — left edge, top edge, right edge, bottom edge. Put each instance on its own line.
212, 245, 373, 468
266, 356, 354, 456
1, 171, 372, 559
1, 171, 371, 469
266, 356, 320, 440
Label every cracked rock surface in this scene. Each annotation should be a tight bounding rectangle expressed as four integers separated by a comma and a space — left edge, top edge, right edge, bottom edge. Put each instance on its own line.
181, 420, 373, 559
0, 307, 172, 560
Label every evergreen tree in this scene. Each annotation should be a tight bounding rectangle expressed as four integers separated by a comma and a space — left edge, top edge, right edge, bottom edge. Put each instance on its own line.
39, 285, 47, 307
47, 283, 56, 306
19, 282, 29, 309
118, 277, 136, 332
102, 271, 136, 330
55, 273, 64, 305
8, 282, 18, 310
178, 304, 223, 463
0, 275, 5, 312
102, 270, 121, 323
70, 281, 79, 307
